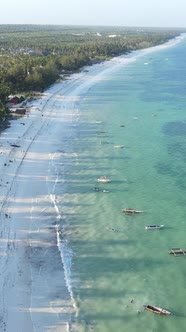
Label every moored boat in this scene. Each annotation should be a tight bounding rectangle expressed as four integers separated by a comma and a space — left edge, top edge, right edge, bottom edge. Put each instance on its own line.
97, 176, 111, 183
145, 225, 164, 230
122, 208, 143, 215
169, 248, 186, 256
113, 145, 125, 148
144, 305, 171, 315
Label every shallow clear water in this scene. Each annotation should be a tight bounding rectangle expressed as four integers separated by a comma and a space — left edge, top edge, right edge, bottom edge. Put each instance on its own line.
51, 35, 186, 331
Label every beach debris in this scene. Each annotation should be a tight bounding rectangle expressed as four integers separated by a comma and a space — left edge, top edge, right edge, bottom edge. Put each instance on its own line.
94, 187, 99, 191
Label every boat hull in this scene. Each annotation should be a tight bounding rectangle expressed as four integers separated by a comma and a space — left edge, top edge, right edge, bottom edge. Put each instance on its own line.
97, 177, 111, 183
145, 225, 164, 230
144, 305, 171, 315
122, 208, 143, 214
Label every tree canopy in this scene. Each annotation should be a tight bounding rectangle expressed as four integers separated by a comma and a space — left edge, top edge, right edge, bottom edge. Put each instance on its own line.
0, 24, 185, 120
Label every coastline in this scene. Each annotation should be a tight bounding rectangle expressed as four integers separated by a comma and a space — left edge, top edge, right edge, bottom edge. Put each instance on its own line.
0, 34, 185, 332
0, 82, 79, 331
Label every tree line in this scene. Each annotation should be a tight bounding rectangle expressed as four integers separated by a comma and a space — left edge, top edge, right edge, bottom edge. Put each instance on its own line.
0, 25, 184, 120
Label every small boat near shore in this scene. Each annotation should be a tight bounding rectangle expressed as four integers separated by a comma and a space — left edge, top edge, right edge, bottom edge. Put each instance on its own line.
113, 145, 125, 148
169, 248, 186, 256
144, 305, 171, 316
122, 208, 143, 215
97, 176, 111, 183
145, 225, 164, 230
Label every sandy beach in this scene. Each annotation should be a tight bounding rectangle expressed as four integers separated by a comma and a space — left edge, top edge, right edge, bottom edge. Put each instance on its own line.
0, 77, 82, 332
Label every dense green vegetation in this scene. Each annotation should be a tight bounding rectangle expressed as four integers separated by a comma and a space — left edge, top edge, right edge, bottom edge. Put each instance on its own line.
0, 24, 185, 120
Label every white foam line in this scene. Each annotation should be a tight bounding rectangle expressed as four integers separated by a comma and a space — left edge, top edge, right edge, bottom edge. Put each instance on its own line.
50, 194, 79, 316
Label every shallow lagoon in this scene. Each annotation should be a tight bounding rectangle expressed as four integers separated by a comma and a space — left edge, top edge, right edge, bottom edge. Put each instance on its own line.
52, 35, 186, 331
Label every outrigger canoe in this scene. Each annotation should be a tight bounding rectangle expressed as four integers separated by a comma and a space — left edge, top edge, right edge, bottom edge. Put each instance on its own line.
144, 305, 171, 316
97, 176, 111, 183
122, 208, 143, 215
145, 225, 164, 230
169, 248, 186, 256
113, 145, 125, 148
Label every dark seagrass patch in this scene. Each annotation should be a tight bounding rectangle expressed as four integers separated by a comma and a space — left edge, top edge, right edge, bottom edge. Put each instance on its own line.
163, 121, 186, 136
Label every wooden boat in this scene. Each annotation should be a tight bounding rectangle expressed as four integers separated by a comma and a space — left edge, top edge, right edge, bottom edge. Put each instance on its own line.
169, 248, 186, 256
122, 208, 143, 215
145, 225, 164, 230
113, 145, 125, 148
97, 176, 111, 183
144, 305, 171, 315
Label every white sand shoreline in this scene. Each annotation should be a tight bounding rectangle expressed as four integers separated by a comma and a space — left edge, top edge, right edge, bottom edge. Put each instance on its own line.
0, 76, 82, 332
0, 34, 185, 332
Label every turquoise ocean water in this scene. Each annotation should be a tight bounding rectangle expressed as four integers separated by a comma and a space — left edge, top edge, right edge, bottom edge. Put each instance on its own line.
50, 35, 186, 331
